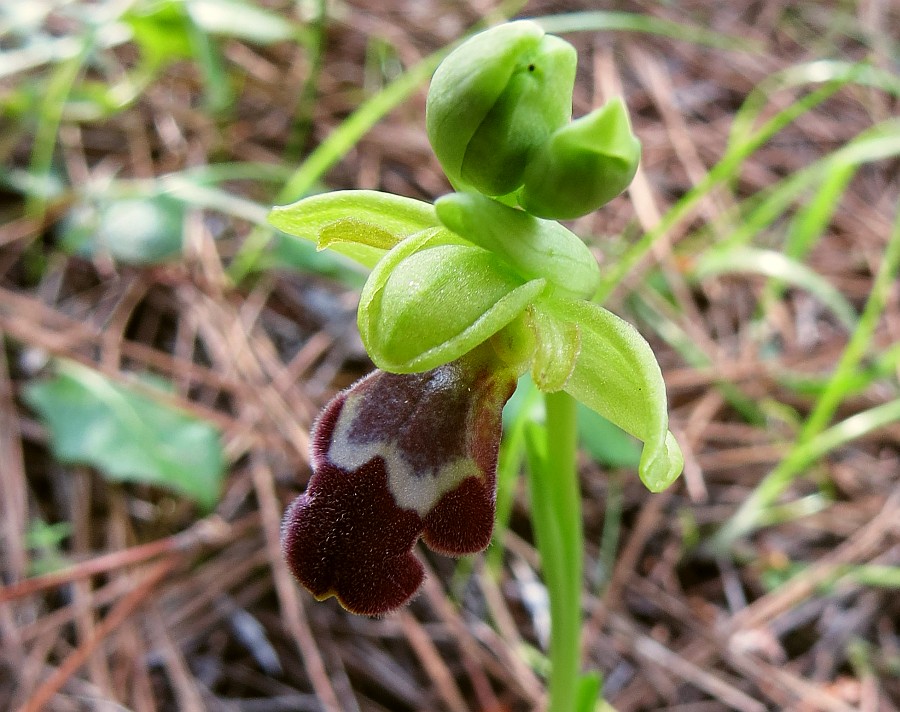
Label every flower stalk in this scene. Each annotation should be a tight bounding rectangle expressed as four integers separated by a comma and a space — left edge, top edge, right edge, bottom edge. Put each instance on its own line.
526, 390, 583, 712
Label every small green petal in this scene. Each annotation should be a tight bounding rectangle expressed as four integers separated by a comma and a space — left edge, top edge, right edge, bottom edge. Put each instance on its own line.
527, 303, 581, 393
435, 192, 600, 301
268, 190, 440, 268
359, 230, 545, 373
541, 295, 683, 491
518, 97, 641, 220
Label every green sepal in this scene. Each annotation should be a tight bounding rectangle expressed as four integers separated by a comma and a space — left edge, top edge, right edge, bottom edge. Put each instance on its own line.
426, 21, 576, 196
518, 97, 641, 220
435, 192, 600, 301
268, 190, 440, 268
542, 295, 683, 491
358, 228, 546, 373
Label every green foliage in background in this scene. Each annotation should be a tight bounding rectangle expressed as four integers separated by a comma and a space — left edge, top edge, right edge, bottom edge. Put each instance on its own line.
24, 362, 225, 510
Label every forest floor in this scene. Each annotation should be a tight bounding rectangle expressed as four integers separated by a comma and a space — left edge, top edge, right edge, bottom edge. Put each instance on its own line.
1, 1, 899, 710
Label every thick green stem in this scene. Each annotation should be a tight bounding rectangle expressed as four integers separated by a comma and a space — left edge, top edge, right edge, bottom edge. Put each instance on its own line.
526, 390, 583, 712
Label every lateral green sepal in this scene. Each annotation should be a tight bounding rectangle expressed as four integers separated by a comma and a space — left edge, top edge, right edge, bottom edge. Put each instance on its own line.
542, 295, 683, 491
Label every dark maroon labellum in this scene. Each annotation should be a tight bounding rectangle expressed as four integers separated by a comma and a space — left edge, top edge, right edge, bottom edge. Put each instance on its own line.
281, 353, 516, 616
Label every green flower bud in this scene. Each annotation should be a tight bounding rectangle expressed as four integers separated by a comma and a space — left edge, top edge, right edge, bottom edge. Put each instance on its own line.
518, 97, 641, 219
426, 20, 576, 197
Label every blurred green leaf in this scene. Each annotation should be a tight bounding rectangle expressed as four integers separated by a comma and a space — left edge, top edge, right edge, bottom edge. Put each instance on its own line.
23, 362, 224, 510
188, 0, 297, 45
124, 0, 234, 113
61, 194, 184, 264
577, 403, 641, 470
25, 519, 72, 577
0, 166, 67, 201
260, 230, 366, 288
125, 1, 194, 63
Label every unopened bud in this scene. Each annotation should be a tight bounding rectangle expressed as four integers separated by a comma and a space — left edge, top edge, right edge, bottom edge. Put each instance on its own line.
518, 97, 641, 219
426, 21, 576, 197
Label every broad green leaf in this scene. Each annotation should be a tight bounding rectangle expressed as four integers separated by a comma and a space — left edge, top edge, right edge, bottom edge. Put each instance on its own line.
268, 190, 441, 268
358, 229, 545, 373
23, 362, 224, 509
61, 194, 184, 265
543, 295, 683, 491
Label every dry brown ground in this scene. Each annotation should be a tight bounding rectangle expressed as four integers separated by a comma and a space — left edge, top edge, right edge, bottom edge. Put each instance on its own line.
2, 1, 899, 711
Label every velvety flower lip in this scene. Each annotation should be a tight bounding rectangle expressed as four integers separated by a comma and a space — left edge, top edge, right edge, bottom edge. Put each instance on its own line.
281, 351, 517, 616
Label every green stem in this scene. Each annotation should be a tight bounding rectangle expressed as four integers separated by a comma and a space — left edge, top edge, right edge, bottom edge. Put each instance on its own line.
526, 390, 583, 712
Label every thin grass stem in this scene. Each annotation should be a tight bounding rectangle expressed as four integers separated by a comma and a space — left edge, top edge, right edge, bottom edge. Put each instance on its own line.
714, 207, 900, 548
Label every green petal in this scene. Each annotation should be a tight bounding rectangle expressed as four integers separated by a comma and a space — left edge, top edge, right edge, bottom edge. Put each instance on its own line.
268, 190, 440, 268
527, 301, 581, 392
542, 295, 683, 491
518, 97, 641, 220
435, 192, 600, 301
359, 230, 545, 373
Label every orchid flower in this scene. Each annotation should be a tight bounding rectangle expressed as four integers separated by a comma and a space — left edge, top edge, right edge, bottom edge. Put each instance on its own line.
270, 20, 683, 616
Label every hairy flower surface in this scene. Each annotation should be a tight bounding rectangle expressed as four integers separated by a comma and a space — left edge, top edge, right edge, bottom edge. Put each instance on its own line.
282, 348, 517, 615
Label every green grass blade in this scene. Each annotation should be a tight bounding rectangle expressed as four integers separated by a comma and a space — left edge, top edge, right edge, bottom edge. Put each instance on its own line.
595, 63, 886, 304
628, 290, 766, 425
275, 51, 446, 204
729, 60, 900, 149
692, 247, 858, 330
709, 119, 900, 253
715, 205, 900, 548
25, 34, 92, 219
534, 11, 760, 51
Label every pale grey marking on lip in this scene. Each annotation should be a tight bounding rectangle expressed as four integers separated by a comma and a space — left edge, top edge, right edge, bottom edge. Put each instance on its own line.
327, 395, 480, 517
